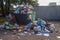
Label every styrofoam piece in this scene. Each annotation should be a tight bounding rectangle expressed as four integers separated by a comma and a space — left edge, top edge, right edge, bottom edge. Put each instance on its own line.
43, 33, 50, 37
56, 36, 60, 39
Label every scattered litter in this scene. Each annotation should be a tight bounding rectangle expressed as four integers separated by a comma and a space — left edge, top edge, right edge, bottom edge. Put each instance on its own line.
0, 2, 55, 36
0, 19, 55, 35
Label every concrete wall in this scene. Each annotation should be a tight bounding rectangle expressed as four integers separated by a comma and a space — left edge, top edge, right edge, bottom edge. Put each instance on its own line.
34, 6, 60, 21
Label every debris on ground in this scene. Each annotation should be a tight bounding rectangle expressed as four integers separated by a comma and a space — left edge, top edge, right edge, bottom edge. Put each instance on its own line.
0, 18, 55, 35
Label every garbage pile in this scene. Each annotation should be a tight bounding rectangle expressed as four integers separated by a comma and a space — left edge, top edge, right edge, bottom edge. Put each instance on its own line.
0, 3, 55, 35
14, 3, 36, 22
6, 3, 36, 25
0, 18, 55, 35
15, 3, 33, 14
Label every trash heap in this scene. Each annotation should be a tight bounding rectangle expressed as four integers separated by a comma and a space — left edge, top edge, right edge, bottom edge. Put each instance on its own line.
0, 18, 55, 35
0, 3, 55, 35
15, 3, 36, 22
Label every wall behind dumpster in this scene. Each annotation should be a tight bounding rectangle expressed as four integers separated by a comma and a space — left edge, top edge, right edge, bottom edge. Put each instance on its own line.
34, 6, 60, 21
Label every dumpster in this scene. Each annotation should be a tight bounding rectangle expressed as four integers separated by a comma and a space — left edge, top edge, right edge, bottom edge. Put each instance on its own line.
14, 13, 31, 25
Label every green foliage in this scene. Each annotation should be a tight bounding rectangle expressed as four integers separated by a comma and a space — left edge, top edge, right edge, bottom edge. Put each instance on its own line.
20, 0, 38, 6
4, 0, 38, 6
0, 0, 38, 16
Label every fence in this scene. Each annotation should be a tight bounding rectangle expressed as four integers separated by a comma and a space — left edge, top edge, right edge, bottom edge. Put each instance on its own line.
34, 6, 60, 21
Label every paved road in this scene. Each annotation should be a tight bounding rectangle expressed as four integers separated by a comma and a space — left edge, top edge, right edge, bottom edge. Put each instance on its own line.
0, 21, 60, 40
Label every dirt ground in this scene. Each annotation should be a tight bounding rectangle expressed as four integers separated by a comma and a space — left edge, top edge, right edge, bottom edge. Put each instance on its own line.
0, 21, 60, 40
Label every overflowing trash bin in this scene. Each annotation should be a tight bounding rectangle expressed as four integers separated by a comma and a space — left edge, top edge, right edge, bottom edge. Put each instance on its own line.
0, 3, 55, 35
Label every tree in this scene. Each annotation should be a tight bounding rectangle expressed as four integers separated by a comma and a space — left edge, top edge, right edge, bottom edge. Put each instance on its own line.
20, 0, 38, 6
1, 0, 38, 16
0, 0, 6, 17
5, 0, 10, 15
